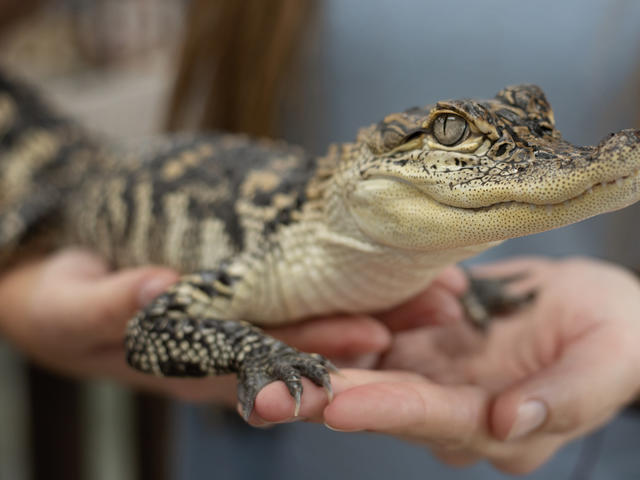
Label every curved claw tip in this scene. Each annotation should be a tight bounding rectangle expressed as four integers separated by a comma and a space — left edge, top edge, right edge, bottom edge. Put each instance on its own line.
240, 403, 253, 422
326, 360, 339, 373
324, 382, 334, 402
293, 390, 301, 417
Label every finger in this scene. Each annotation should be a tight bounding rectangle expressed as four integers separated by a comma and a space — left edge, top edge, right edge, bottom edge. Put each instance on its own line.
430, 265, 469, 295
378, 325, 482, 382
377, 284, 465, 331
254, 369, 425, 424
89, 267, 179, 338
324, 374, 562, 472
491, 328, 637, 442
251, 377, 329, 424
268, 315, 391, 357
0, 250, 107, 323
489, 437, 563, 476
43, 265, 179, 342
323, 370, 491, 449
43, 248, 111, 279
25, 250, 179, 341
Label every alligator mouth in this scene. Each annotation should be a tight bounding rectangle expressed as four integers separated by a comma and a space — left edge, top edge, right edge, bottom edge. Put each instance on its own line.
368, 167, 640, 212
462, 168, 640, 212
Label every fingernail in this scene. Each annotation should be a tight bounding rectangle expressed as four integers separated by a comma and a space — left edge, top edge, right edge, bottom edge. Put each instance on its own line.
261, 415, 306, 425
324, 422, 360, 433
138, 274, 176, 307
238, 403, 307, 426
252, 416, 305, 427
507, 400, 548, 441
281, 416, 306, 424
250, 419, 275, 428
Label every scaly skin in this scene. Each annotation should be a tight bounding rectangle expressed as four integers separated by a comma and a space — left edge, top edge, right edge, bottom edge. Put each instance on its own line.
1, 70, 639, 419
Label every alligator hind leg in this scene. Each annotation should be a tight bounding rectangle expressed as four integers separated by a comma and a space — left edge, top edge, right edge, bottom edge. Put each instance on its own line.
460, 269, 536, 331
125, 273, 335, 420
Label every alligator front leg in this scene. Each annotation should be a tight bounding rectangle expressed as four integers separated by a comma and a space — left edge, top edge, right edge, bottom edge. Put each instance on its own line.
125, 273, 335, 420
461, 269, 536, 330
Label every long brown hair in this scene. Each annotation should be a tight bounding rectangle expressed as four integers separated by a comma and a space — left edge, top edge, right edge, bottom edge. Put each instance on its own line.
166, 0, 317, 137
0, 0, 43, 37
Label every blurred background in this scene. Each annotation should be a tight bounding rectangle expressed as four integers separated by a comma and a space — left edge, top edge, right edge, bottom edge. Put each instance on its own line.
1, 0, 640, 479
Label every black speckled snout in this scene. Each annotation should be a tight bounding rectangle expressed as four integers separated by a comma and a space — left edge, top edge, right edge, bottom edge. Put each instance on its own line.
594, 129, 640, 171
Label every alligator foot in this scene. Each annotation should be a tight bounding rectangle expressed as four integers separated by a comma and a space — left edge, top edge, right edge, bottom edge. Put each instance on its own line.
125, 272, 336, 422
237, 346, 336, 421
461, 269, 536, 330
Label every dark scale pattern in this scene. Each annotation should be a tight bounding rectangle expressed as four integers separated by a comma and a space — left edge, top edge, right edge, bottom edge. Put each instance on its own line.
69, 133, 319, 271
0, 70, 103, 257
0, 69, 70, 148
139, 134, 316, 251
125, 272, 334, 419
354, 83, 637, 208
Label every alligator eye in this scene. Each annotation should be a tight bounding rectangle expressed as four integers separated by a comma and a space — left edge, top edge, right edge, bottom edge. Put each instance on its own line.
432, 114, 468, 146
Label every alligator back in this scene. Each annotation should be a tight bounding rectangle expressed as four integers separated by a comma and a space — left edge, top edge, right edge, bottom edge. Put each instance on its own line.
0, 70, 318, 271
0, 70, 101, 264
65, 133, 316, 272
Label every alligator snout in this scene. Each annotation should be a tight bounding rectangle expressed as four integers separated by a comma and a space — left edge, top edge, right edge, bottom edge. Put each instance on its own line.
594, 129, 640, 172
600, 128, 640, 148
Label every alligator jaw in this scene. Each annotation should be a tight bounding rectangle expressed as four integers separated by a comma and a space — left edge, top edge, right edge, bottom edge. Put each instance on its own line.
349, 168, 639, 252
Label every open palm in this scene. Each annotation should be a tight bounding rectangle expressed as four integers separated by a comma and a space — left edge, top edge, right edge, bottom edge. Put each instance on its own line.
255, 257, 640, 474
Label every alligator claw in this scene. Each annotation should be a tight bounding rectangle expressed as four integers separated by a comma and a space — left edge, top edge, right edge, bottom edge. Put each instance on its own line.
237, 348, 334, 421
462, 269, 537, 330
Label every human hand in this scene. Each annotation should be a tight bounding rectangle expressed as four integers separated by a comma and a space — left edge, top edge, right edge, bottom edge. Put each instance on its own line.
0, 249, 392, 405
255, 257, 640, 473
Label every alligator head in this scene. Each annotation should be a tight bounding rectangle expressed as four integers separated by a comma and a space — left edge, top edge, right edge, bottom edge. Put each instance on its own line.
344, 85, 640, 250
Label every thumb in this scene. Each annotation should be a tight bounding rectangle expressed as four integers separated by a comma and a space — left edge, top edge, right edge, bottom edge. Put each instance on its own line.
323, 370, 491, 449
491, 330, 636, 441
66, 266, 179, 342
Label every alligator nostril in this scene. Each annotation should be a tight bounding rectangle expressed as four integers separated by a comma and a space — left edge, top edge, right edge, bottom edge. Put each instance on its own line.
602, 129, 640, 146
